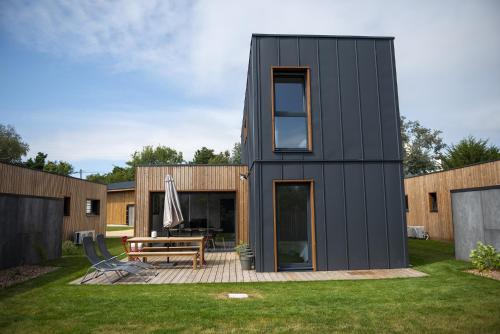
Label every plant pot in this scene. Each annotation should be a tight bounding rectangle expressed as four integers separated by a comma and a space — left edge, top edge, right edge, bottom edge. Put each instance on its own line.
240, 255, 253, 270
240, 249, 252, 257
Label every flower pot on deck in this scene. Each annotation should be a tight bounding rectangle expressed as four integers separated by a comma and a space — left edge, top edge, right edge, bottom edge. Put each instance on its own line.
240, 253, 254, 270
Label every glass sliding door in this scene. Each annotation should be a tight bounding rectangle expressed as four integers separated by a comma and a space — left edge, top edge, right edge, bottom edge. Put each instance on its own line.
150, 192, 236, 250
275, 183, 313, 270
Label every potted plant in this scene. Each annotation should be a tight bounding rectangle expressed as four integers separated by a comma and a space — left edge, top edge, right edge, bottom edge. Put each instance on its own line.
235, 241, 250, 258
240, 251, 254, 270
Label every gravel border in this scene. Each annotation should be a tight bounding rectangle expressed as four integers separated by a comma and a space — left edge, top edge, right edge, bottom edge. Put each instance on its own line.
0, 265, 58, 288
465, 269, 500, 281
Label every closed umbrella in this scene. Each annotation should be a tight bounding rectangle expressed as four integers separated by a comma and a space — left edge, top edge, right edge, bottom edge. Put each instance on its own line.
163, 175, 184, 235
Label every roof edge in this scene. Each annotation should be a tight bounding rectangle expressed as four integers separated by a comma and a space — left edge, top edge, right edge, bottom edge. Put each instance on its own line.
251, 33, 395, 40
0, 161, 106, 186
404, 158, 500, 180
136, 164, 247, 167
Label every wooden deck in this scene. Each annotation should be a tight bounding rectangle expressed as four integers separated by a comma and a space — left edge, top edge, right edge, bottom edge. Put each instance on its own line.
72, 252, 426, 285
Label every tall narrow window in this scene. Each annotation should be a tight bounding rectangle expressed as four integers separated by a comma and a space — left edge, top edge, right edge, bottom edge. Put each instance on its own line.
405, 195, 409, 212
274, 181, 315, 271
429, 192, 438, 212
272, 67, 311, 151
63, 197, 71, 216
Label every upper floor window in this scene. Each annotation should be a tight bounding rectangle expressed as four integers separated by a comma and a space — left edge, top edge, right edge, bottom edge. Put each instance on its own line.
272, 67, 312, 151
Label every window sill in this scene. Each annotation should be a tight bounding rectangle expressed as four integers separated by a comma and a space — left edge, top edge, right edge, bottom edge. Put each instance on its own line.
273, 149, 312, 153
429, 210, 438, 213
86, 214, 100, 217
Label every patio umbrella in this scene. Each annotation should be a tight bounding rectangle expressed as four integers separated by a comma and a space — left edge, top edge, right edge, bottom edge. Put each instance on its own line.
163, 174, 184, 235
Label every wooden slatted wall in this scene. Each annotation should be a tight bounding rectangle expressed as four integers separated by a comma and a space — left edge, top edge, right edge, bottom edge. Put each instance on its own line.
106, 190, 135, 225
404, 160, 500, 241
135, 165, 249, 242
0, 162, 107, 240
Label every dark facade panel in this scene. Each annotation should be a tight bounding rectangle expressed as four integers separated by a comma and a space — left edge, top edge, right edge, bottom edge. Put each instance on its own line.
344, 163, 369, 269
318, 39, 343, 161
376, 40, 401, 161
357, 39, 384, 160
324, 164, 349, 269
364, 163, 390, 268
338, 40, 364, 160
260, 163, 282, 272
384, 163, 408, 268
258, 37, 279, 162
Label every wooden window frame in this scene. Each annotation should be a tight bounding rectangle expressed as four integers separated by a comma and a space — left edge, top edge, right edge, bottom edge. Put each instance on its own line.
428, 192, 438, 212
272, 179, 316, 272
271, 66, 312, 152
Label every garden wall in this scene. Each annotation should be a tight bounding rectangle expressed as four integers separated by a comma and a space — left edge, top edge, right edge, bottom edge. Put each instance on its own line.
0, 193, 63, 269
451, 186, 500, 261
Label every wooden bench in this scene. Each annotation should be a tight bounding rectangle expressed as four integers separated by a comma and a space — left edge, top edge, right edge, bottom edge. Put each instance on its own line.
127, 251, 199, 269
142, 246, 199, 252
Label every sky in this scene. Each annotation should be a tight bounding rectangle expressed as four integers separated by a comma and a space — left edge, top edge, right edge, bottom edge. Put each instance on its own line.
1, 0, 499, 176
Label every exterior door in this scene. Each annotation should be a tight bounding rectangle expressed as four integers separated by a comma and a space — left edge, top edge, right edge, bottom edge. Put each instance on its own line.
275, 182, 314, 271
127, 205, 135, 226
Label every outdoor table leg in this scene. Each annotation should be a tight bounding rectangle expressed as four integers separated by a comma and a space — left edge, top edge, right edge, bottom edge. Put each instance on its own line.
200, 239, 206, 265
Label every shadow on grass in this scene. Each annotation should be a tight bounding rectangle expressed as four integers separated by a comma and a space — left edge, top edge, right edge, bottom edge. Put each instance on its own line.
408, 239, 455, 266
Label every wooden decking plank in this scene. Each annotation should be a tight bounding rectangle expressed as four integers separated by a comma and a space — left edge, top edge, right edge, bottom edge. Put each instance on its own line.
73, 252, 426, 285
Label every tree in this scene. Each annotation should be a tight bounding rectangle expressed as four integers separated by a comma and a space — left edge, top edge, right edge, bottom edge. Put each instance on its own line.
127, 145, 184, 167
230, 142, 242, 164
400, 116, 447, 176
441, 136, 500, 170
87, 145, 183, 184
208, 151, 230, 164
192, 147, 215, 164
87, 166, 135, 184
0, 124, 29, 163
25, 152, 47, 170
44, 160, 74, 176
25, 152, 74, 176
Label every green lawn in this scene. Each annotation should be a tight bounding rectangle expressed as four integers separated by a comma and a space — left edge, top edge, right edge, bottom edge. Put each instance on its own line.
106, 225, 134, 232
0, 239, 499, 333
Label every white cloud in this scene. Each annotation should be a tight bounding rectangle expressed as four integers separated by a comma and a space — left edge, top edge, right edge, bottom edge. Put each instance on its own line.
22, 106, 241, 162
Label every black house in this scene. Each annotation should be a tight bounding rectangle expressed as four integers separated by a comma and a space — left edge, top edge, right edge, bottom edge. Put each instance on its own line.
241, 34, 408, 272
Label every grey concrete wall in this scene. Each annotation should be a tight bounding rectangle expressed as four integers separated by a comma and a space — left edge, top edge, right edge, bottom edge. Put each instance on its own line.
452, 188, 500, 261
0, 193, 63, 269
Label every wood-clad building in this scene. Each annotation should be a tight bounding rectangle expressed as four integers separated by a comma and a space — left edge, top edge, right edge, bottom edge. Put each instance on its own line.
0, 162, 107, 241
404, 160, 500, 241
135, 165, 249, 244
106, 181, 135, 226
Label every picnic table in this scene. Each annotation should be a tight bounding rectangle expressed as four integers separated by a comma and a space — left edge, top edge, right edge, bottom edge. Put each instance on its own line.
127, 236, 206, 265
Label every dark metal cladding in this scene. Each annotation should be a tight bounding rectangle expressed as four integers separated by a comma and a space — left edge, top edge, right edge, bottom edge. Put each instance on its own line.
0, 194, 63, 269
242, 34, 408, 272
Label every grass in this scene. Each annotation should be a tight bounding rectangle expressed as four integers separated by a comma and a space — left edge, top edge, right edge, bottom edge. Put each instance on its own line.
106, 225, 134, 232
0, 239, 499, 333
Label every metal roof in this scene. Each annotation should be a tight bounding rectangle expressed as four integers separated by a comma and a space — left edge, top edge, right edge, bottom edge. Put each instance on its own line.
107, 180, 135, 191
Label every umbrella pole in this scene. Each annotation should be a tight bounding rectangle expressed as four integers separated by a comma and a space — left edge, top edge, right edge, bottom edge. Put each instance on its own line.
166, 227, 170, 263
